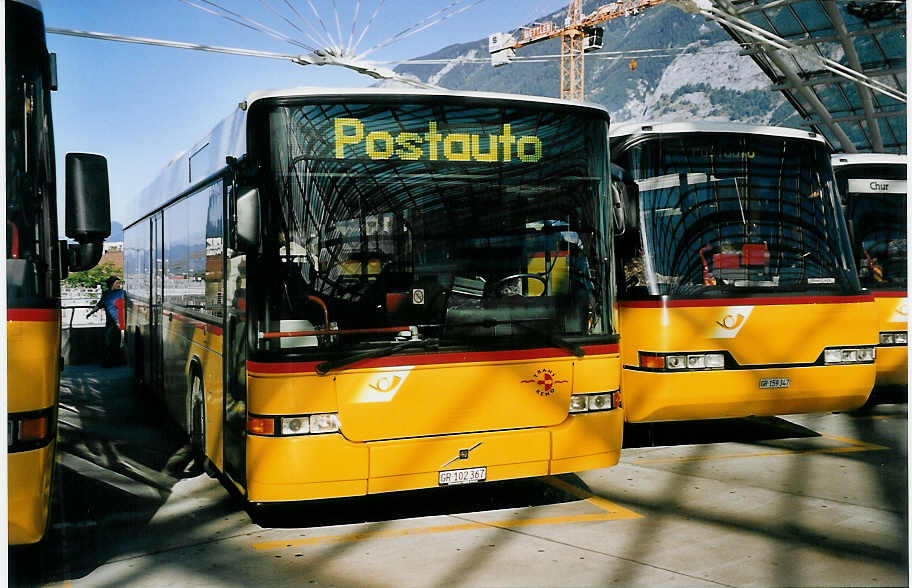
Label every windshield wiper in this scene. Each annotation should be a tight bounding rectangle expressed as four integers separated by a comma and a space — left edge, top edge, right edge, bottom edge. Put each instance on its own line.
316, 338, 439, 375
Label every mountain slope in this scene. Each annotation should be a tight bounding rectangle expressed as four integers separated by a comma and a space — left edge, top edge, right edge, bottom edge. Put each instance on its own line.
394, 2, 802, 128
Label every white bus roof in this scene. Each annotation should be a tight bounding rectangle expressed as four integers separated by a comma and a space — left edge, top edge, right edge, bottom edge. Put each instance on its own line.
609, 121, 826, 145
831, 153, 908, 168
127, 87, 609, 226
243, 86, 611, 114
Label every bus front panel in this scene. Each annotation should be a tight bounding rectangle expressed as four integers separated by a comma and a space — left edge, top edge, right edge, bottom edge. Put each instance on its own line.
245, 350, 622, 502
614, 129, 877, 422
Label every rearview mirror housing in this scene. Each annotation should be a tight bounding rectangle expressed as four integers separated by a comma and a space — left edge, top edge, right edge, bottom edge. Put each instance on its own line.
65, 153, 111, 271
235, 186, 261, 253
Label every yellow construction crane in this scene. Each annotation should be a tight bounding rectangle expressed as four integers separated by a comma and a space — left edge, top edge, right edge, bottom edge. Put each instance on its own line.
489, 0, 665, 100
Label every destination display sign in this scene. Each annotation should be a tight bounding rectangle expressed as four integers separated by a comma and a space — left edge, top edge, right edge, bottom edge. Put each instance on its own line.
847, 178, 907, 195
334, 117, 544, 163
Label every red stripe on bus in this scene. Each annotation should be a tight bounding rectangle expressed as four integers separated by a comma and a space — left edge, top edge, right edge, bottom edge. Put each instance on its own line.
7, 308, 60, 321
619, 293, 874, 308
873, 291, 906, 299
247, 344, 619, 374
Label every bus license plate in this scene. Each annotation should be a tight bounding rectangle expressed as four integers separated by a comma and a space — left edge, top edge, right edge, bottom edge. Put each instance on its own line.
438, 467, 486, 486
759, 378, 790, 389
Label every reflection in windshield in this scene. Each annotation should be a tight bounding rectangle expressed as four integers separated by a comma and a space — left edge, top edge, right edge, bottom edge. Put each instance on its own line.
620, 133, 859, 297
7, 29, 56, 307
258, 101, 613, 354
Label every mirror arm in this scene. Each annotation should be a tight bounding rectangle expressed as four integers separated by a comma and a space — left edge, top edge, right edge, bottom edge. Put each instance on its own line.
67, 240, 104, 272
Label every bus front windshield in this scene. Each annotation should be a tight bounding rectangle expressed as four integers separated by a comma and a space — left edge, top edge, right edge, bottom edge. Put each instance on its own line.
257, 100, 614, 355
622, 133, 859, 297
836, 165, 907, 290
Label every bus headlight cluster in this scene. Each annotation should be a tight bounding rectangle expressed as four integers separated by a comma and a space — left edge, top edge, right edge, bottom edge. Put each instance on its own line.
823, 347, 875, 364
247, 413, 341, 437
639, 352, 725, 371
569, 391, 621, 413
880, 331, 908, 345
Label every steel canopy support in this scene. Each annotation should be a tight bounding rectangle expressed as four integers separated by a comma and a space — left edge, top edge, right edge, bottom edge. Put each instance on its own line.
820, 0, 883, 152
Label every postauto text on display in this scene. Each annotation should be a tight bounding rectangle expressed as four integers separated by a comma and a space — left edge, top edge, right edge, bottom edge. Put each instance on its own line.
333, 117, 544, 163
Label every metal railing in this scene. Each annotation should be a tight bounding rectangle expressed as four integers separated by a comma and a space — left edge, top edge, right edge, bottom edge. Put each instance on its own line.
62, 304, 106, 329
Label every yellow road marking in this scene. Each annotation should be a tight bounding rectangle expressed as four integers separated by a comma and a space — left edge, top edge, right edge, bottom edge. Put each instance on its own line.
542, 475, 642, 518
253, 510, 640, 551
633, 433, 889, 465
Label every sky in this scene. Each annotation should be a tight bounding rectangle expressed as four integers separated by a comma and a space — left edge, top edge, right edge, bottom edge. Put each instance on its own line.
41, 0, 573, 230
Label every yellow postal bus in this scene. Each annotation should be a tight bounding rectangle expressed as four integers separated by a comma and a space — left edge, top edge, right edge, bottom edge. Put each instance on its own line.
610, 122, 876, 422
7, 0, 110, 544
832, 153, 907, 389
123, 88, 623, 504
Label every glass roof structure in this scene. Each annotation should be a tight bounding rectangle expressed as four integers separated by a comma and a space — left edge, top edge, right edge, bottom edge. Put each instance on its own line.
708, 0, 906, 154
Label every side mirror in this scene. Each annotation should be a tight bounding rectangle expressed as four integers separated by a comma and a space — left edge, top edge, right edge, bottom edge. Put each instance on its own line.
235, 186, 261, 253
65, 153, 111, 271
612, 180, 639, 236
611, 182, 627, 235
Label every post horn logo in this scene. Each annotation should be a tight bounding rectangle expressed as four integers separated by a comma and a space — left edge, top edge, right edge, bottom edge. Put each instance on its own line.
716, 313, 746, 330
521, 368, 568, 397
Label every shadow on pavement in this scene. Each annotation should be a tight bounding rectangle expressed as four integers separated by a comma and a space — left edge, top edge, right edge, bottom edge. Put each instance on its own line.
623, 415, 820, 449
248, 474, 588, 529
9, 364, 206, 586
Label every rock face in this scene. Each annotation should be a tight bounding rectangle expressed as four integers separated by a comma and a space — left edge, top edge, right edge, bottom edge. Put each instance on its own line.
393, 1, 802, 128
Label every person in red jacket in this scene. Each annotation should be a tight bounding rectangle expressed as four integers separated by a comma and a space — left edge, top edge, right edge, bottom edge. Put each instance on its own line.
88, 275, 125, 367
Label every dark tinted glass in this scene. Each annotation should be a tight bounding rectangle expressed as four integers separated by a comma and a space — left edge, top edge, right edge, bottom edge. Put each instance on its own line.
620, 132, 859, 297
258, 100, 613, 353
835, 164, 907, 289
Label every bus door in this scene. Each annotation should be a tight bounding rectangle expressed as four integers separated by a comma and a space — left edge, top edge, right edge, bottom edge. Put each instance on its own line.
223, 205, 248, 486
150, 212, 165, 393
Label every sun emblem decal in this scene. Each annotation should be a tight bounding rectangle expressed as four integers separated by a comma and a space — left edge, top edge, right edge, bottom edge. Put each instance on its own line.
521, 368, 568, 397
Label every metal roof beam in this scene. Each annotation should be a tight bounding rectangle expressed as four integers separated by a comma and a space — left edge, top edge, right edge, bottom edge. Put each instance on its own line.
735, 0, 802, 16
821, 0, 883, 151
738, 22, 906, 52
799, 110, 904, 125
702, 0, 859, 152
770, 67, 906, 88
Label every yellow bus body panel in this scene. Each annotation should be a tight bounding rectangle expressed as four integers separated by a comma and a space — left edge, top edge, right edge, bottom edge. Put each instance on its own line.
8, 442, 55, 544
7, 317, 59, 544
620, 299, 876, 422
246, 352, 623, 503
7, 318, 59, 412
874, 295, 908, 387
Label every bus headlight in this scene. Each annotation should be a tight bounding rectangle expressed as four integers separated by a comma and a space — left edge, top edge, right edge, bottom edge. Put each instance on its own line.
249, 412, 341, 436
666, 355, 687, 370
309, 413, 340, 434
569, 391, 619, 414
569, 395, 589, 413
280, 417, 310, 436
639, 351, 726, 371
823, 347, 875, 364
880, 331, 907, 346
704, 354, 725, 368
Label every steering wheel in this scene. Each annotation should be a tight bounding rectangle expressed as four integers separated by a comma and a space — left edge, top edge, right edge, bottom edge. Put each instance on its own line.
485, 273, 548, 297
